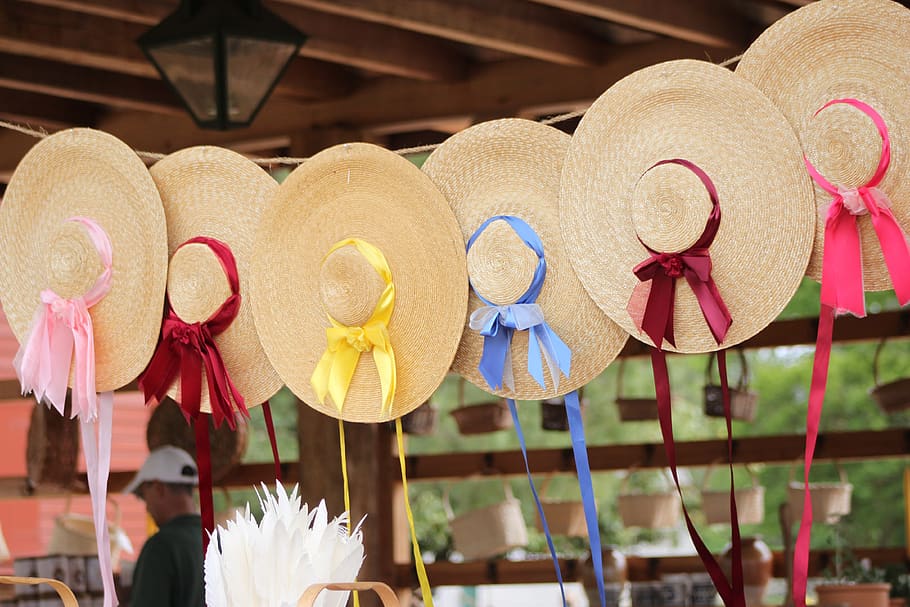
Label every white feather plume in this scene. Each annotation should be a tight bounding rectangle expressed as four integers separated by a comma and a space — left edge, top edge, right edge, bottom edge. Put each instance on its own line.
205, 483, 365, 607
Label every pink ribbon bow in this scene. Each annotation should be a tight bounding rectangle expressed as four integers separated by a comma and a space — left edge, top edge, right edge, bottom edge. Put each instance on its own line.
630, 159, 732, 349
804, 98, 910, 317
13, 216, 112, 420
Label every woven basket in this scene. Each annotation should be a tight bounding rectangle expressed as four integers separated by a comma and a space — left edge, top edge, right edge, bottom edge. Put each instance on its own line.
146, 398, 248, 483
786, 460, 852, 524
869, 339, 910, 413
26, 402, 80, 494
400, 401, 438, 435
445, 479, 528, 560
450, 378, 512, 435
614, 359, 659, 422
535, 476, 586, 537
704, 350, 758, 422
47, 497, 132, 568
617, 469, 680, 529
540, 387, 587, 431
700, 463, 765, 525
298, 582, 399, 607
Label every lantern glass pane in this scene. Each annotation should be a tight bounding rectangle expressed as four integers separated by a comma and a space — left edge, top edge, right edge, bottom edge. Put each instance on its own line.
225, 36, 297, 122
148, 36, 217, 121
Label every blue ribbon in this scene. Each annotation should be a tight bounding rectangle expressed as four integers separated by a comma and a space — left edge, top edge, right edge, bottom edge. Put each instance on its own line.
467, 215, 572, 393
507, 399, 567, 607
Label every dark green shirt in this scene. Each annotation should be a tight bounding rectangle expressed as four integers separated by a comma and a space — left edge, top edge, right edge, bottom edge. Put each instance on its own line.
130, 514, 204, 607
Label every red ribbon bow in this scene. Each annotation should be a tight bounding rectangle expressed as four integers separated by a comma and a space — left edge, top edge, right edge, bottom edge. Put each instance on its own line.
139, 236, 248, 429
805, 98, 910, 317
631, 159, 732, 349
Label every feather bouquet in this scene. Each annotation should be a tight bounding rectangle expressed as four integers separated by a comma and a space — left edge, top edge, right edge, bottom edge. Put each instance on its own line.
205, 483, 365, 607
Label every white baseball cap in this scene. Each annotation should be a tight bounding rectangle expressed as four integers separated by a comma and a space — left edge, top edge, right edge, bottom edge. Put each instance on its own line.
123, 445, 199, 495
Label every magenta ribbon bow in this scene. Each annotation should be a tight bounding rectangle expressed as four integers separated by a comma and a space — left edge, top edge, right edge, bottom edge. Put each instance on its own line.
13, 216, 112, 420
804, 98, 910, 317
139, 236, 248, 430
631, 159, 732, 348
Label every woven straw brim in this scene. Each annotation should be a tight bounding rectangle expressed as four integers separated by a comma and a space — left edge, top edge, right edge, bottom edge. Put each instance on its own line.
736, 0, 910, 289
249, 142, 468, 423
422, 119, 628, 399
560, 59, 815, 353
150, 146, 283, 413
0, 128, 167, 391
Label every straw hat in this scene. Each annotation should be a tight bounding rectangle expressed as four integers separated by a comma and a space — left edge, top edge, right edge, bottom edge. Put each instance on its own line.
0, 128, 167, 391
736, 0, 910, 289
249, 142, 468, 422
422, 118, 628, 399
560, 59, 816, 353
150, 146, 283, 412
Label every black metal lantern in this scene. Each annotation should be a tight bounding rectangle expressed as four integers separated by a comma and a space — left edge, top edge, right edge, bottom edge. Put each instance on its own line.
138, 0, 306, 130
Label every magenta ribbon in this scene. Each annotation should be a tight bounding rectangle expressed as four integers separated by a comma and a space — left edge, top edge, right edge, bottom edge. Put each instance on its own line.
631, 159, 732, 348
793, 99, 910, 607
804, 98, 910, 316
13, 216, 119, 607
14, 217, 112, 420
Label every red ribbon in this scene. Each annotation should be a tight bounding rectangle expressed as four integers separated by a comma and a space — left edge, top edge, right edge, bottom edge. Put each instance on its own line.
632, 159, 732, 348
261, 401, 282, 482
138, 236, 249, 555
139, 236, 249, 430
794, 99, 909, 607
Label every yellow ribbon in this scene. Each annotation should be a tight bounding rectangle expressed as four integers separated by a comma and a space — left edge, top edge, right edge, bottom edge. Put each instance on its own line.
397, 418, 435, 607
311, 238, 397, 415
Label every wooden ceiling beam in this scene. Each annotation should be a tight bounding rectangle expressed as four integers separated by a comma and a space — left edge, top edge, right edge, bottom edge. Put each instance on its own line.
0, 88, 102, 130
0, 53, 183, 114
278, 0, 605, 66
17, 0, 468, 81
0, 1, 357, 99
524, 0, 752, 47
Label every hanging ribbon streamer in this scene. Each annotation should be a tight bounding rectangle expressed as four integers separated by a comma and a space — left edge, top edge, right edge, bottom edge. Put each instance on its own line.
396, 419, 435, 607
793, 99, 910, 607
468, 216, 571, 393
467, 215, 578, 607
311, 238, 396, 415
139, 236, 249, 555
629, 160, 744, 607
337, 420, 361, 607
14, 217, 119, 607
506, 399, 568, 607
261, 401, 282, 482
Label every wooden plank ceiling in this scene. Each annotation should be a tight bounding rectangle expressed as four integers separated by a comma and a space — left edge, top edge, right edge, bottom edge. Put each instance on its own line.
0, 0, 819, 180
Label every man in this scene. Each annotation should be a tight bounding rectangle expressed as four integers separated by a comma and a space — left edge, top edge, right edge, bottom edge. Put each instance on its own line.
124, 446, 204, 607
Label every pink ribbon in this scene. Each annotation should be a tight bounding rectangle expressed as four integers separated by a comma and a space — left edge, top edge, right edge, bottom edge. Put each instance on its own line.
804, 98, 910, 316
12, 216, 118, 607
14, 217, 112, 420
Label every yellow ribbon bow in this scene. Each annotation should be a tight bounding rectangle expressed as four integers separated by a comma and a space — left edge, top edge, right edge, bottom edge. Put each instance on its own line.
311, 238, 397, 415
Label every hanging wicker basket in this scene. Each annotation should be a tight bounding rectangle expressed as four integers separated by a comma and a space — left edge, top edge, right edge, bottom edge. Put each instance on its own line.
298, 582, 400, 607
26, 401, 80, 494
535, 475, 587, 537
700, 462, 765, 525
146, 398, 248, 483
786, 460, 852, 524
869, 338, 910, 413
450, 378, 512, 435
617, 468, 680, 529
445, 479, 528, 561
400, 401, 438, 435
614, 359, 659, 422
540, 387, 587, 431
704, 349, 758, 422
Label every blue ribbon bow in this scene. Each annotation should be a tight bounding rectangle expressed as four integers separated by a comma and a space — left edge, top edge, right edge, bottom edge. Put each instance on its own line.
467, 215, 572, 392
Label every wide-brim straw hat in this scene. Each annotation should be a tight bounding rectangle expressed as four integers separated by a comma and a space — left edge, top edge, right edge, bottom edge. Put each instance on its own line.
736, 0, 910, 289
422, 118, 628, 399
560, 59, 816, 353
249, 142, 468, 423
150, 146, 283, 412
0, 128, 167, 391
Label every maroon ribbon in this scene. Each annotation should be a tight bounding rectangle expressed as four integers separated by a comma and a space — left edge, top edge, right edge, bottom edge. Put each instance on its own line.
139, 236, 249, 430
632, 159, 732, 348
139, 236, 249, 555
261, 401, 282, 482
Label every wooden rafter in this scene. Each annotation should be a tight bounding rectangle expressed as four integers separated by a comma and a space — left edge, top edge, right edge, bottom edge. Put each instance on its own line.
279, 0, 606, 66
0, 88, 102, 129
525, 0, 752, 47
16, 0, 469, 81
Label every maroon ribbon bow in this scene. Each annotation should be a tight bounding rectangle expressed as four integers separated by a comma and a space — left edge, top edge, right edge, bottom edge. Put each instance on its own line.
139, 236, 249, 429
632, 159, 732, 348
